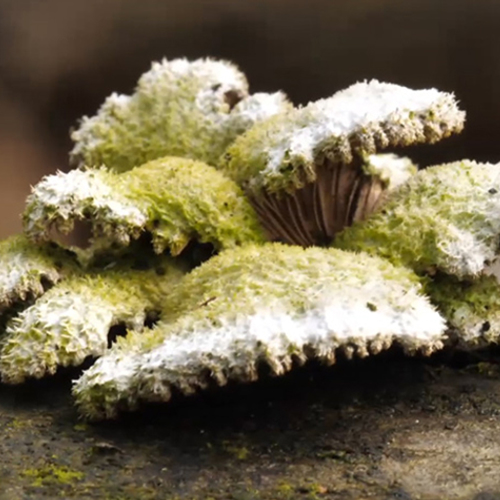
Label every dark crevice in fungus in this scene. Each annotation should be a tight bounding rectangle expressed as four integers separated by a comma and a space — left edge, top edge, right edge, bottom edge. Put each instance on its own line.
224, 89, 245, 111
107, 313, 161, 349
107, 323, 128, 348
39, 275, 55, 293
178, 240, 216, 269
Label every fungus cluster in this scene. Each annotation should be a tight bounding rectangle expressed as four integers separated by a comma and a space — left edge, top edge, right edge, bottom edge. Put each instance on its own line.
0, 57, 498, 420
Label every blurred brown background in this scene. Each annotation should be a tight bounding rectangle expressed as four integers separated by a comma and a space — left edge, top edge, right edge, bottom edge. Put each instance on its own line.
0, 0, 498, 237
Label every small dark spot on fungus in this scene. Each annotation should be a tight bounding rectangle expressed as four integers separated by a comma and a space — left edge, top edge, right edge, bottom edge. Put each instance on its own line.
39, 275, 54, 293
211, 83, 221, 91
489, 188, 498, 194
144, 311, 160, 329
481, 321, 491, 333
224, 89, 245, 111
366, 302, 377, 312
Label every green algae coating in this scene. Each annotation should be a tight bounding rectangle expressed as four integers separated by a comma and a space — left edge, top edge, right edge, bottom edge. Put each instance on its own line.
220, 81, 464, 195
73, 243, 445, 420
334, 160, 500, 279
70, 58, 291, 172
0, 234, 78, 314
23, 156, 267, 255
0, 256, 185, 384
425, 272, 500, 346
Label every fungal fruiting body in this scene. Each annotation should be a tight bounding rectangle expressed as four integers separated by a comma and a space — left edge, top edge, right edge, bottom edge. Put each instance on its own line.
0, 235, 78, 318
425, 273, 500, 347
72, 244, 446, 420
23, 156, 266, 255
0, 255, 185, 383
220, 80, 464, 246
70, 58, 292, 172
334, 160, 500, 278
333, 159, 500, 349
1, 56, 498, 421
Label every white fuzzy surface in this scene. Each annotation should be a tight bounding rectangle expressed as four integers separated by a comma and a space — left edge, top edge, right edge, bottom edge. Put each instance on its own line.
73, 244, 446, 419
0, 235, 72, 311
0, 258, 185, 383
74, 297, 445, 419
24, 168, 147, 241
336, 161, 500, 279
229, 92, 290, 130
143, 58, 248, 96
70, 57, 291, 172
263, 80, 462, 179
1, 292, 116, 382
223, 80, 464, 194
364, 154, 417, 189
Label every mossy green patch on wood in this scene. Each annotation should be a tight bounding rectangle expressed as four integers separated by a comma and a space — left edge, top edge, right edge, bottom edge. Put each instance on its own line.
22, 463, 84, 487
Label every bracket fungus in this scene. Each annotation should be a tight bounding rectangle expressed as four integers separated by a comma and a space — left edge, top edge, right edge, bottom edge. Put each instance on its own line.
24, 156, 266, 255
0, 255, 185, 384
0, 235, 78, 317
70, 57, 291, 172
221, 80, 464, 246
334, 160, 500, 278
0, 56, 499, 421
72, 243, 446, 420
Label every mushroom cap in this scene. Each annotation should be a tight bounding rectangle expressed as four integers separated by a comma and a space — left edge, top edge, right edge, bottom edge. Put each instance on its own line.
0, 235, 78, 314
221, 80, 464, 195
219, 80, 463, 247
425, 272, 500, 347
72, 243, 446, 420
70, 57, 291, 172
0, 255, 185, 384
335, 160, 500, 278
23, 156, 266, 256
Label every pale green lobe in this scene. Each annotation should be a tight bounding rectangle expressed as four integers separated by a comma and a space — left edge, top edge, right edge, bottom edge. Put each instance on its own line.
0, 234, 78, 314
220, 80, 464, 195
425, 273, 500, 346
70, 58, 291, 172
72, 243, 446, 420
23, 156, 266, 255
0, 256, 185, 384
335, 160, 500, 278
